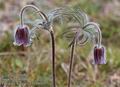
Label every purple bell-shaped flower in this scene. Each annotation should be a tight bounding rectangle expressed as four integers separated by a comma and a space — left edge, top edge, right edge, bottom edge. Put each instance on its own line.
93, 46, 106, 64
13, 25, 31, 47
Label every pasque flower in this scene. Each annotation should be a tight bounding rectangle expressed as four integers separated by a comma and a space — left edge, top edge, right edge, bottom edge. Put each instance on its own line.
93, 46, 106, 64
63, 20, 107, 87
13, 5, 56, 87
83, 22, 106, 64
13, 25, 31, 47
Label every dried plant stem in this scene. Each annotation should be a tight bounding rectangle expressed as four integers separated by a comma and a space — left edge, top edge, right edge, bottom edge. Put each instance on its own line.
50, 29, 56, 87
68, 39, 76, 87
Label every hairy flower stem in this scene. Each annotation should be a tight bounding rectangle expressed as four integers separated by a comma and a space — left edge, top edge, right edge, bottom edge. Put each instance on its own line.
49, 29, 56, 87
68, 38, 76, 87
20, 5, 48, 26
83, 22, 102, 48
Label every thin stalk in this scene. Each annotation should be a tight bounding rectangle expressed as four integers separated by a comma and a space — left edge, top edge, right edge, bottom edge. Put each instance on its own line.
83, 22, 102, 48
68, 38, 76, 87
20, 5, 48, 26
49, 28, 56, 87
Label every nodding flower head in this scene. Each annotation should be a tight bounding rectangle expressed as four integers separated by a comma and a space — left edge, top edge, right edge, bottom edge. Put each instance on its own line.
93, 46, 106, 64
13, 25, 31, 47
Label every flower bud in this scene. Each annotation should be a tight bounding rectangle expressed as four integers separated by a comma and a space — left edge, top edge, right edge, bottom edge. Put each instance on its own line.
13, 25, 31, 47
93, 46, 106, 64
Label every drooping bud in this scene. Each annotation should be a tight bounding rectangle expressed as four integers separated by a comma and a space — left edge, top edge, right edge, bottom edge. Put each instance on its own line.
93, 46, 106, 64
13, 25, 31, 47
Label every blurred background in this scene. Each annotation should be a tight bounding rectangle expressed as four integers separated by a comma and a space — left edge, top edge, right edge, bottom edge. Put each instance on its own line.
0, 0, 120, 87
